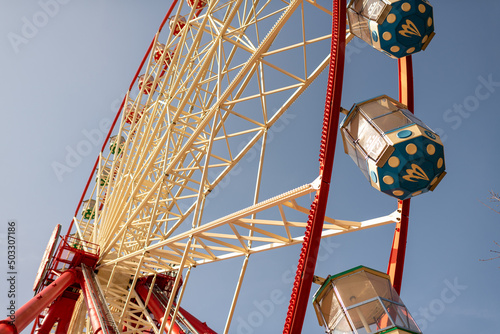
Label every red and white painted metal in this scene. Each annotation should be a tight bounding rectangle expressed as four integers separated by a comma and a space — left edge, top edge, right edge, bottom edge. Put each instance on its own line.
0, 1, 419, 333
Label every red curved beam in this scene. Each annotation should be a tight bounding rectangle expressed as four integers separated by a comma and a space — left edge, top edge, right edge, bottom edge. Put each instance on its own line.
66, 0, 179, 236
283, 0, 346, 333
387, 56, 414, 294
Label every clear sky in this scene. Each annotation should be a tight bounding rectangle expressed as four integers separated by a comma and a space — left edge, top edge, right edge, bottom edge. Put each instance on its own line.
1, 1, 499, 333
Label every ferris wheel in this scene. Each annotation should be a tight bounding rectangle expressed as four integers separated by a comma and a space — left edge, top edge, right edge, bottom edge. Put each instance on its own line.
0, 1, 444, 333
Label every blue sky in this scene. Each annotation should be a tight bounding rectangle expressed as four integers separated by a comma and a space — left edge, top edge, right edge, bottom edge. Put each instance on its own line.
1, 1, 499, 333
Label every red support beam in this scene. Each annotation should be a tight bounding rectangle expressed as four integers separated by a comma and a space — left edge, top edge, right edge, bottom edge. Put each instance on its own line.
398, 56, 414, 112
0, 269, 78, 334
178, 306, 217, 334
78, 265, 121, 334
283, 0, 346, 333
135, 282, 183, 334
36, 294, 79, 334
387, 199, 411, 294
78, 271, 106, 334
387, 56, 414, 294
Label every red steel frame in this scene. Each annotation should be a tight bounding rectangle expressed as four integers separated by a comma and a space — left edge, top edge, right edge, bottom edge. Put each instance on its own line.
135, 282, 185, 334
78, 269, 118, 334
283, 6, 416, 333
387, 56, 414, 294
0, 2, 416, 334
0, 234, 100, 334
34, 291, 79, 334
0, 269, 78, 334
283, 0, 346, 333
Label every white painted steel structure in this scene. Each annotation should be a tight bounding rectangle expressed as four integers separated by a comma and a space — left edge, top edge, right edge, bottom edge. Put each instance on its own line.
69, 1, 394, 332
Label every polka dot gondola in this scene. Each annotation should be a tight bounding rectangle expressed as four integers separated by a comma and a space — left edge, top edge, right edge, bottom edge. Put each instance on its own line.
347, 0, 435, 58
340, 95, 446, 200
